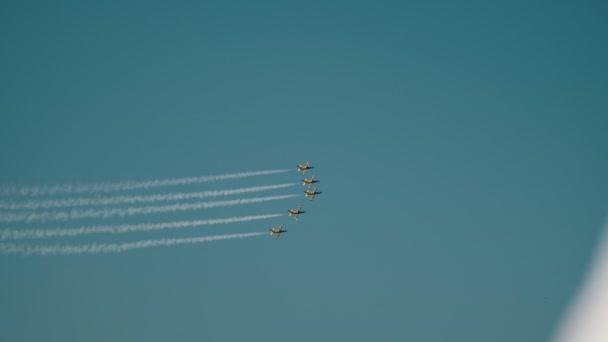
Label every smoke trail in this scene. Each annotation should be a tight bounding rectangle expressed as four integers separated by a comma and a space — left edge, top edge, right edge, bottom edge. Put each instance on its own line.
0, 169, 290, 196
0, 194, 297, 223
0, 183, 296, 210
0, 232, 266, 256
1, 214, 283, 240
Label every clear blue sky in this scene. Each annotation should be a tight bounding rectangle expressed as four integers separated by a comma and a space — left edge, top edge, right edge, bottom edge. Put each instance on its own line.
1, 1, 607, 341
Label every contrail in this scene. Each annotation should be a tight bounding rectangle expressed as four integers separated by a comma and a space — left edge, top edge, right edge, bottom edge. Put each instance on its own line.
0, 232, 266, 256
1, 214, 283, 240
0, 194, 297, 223
0, 183, 297, 210
0, 169, 290, 196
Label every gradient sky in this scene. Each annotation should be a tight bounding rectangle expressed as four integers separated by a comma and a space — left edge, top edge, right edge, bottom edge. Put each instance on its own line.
1, 1, 607, 341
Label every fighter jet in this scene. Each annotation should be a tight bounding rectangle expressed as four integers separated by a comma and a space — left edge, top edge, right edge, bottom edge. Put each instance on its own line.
302, 175, 319, 189
304, 186, 322, 201
296, 160, 314, 175
269, 224, 287, 239
288, 205, 306, 220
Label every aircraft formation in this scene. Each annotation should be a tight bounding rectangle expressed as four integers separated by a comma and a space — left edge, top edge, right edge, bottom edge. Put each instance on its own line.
269, 160, 321, 239
0, 163, 321, 255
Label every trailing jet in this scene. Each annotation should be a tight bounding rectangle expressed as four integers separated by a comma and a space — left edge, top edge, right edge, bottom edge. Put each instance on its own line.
304, 186, 322, 201
296, 160, 314, 175
302, 175, 319, 188
269, 224, 287, 239
288, 205, 306, 220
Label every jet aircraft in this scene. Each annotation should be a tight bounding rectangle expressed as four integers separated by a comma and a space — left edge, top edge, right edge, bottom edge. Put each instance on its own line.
304, 186, 322, 201
288, 205, 306, 220
296, 160, 314, 175
269, 224, 287, 239
302, 175, 319, 189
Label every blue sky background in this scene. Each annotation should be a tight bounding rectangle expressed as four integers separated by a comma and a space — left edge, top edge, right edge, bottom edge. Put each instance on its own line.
1, 1, 607, 341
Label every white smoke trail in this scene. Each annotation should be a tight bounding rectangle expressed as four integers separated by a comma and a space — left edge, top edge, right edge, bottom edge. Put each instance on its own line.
0, 232, 266, 256
0, 194, 296, 223
0, 183, 296, 210
0, 169, 290, 196
1, 214, 282, 240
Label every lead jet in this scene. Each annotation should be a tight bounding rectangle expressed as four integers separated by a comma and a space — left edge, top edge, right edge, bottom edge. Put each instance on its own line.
302, 175, 319, 189
269, 224, 287, 239
288, 205, 306, 220
304, 186, 322, 201
296, 160, 314, 175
